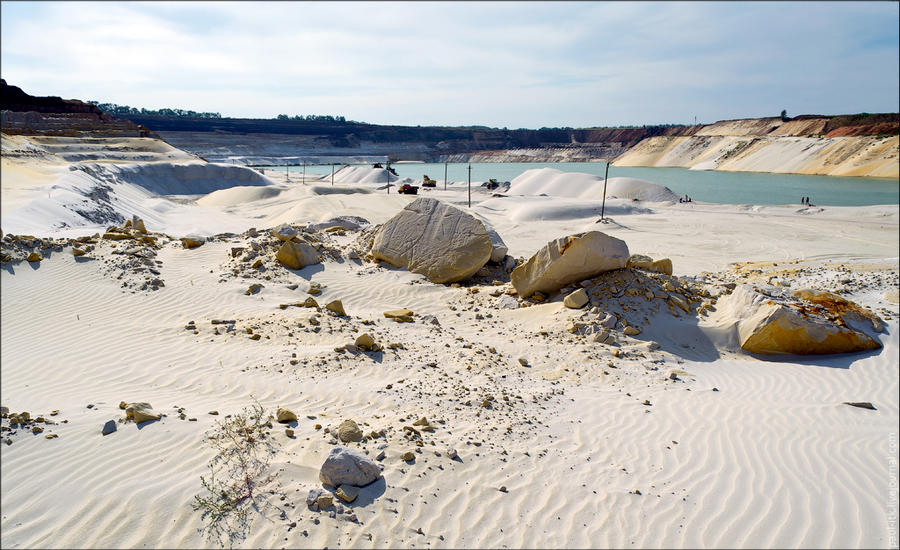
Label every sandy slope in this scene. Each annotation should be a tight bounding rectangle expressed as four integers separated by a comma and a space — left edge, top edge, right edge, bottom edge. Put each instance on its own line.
2, 148, 899, 549
614, 134, 899, 178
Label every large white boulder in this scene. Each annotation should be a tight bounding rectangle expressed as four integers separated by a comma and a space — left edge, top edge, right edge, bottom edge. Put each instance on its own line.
371, 197, 492, 283
511, 231, 629, 297
718, 285, 882, 355
319, 446, 382, 487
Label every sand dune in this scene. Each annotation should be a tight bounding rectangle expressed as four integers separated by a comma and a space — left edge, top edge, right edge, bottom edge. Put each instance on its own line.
1, 137, 898, 549
508, 167, 680, 202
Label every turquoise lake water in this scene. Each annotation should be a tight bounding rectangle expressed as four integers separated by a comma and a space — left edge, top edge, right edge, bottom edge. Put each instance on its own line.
262, 162, 899, 207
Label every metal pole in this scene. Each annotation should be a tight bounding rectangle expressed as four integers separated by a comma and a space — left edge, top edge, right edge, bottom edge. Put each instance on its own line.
600, 161, 610, 221
302, 161, 306, 184
467, 164, 472, 208
386, 160, 390, 194
331, 163, 334, 186
444, 160, 448, 191
286, 164, 290, 182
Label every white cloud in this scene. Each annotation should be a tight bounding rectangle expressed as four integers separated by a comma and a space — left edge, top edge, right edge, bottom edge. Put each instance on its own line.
1, 1, 897, 126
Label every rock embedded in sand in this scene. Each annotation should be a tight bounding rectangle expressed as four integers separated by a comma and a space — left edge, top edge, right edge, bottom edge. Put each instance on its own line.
72, 247, 86, 257
101, 420, 117, 435
336, 484, 361, 503
245, 283, 263, 295
355, 333, 380, 352
271, 224, 298, 242
26, 251, 42, 262
383, 308, 414, 322
276, 407, 298, 423
720, 285, 882, 355
124, 402, 161, 423
511, 231, 629, 298
401, 451, 416, 462
275, 240, 320, 270
180, 235, 205, 249
319, 445, 382, 487
371, 197, 492, 284
627, 254, 673, 275
563, 288, 589, 309
337, 419, 363, 442
307, 488, 324, 509
326, 300, 346, 316
316, 493, 334, 509
843, 401, 876, 410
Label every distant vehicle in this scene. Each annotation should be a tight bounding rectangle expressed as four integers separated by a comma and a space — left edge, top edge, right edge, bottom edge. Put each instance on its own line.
422, 175, 437, 187
398, 184, 419, 195
484, 178, 507, 190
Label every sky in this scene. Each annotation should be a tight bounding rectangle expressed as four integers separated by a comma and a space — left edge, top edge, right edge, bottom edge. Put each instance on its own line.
1, 1, 898, 128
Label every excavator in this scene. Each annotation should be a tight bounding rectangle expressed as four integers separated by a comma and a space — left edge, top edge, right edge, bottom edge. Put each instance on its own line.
422, 174, 437, 187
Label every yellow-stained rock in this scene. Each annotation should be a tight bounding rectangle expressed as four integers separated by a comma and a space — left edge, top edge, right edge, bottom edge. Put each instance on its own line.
125, 402, 161, 423
384, 308, 414, 322
180, 235, 206, 249
275, 240, 320, 270
720, 285, 881, 355
326, 300, 346, 316
276, 407, 298, 423
563, 288, 589, 309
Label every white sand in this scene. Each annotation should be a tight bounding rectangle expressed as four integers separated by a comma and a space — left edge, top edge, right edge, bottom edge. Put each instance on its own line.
2, 136, 899, 549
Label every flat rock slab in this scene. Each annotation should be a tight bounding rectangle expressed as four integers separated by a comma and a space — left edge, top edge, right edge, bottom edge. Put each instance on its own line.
371, 197, 492, 284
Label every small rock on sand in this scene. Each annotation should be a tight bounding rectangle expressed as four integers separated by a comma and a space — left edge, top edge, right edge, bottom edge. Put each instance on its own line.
337, 419, 363, 442
563, 288, 589, 309
336, 485, 361, 503
277, 407, 298, 423
101, 420, 117, 435
843, 401, 876, 410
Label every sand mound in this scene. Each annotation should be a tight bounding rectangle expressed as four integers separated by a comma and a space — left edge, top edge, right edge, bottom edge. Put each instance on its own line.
196, 185, 284, 206
478, 196, 653, 223
508, 168, 679, 202
1, 161, 278, 235
331, 165, 400, 185
73, 162, 274, 196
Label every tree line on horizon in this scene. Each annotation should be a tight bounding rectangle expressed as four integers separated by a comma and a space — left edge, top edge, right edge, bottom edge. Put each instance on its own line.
83, 100, 698, 131
86, 101, 223, 119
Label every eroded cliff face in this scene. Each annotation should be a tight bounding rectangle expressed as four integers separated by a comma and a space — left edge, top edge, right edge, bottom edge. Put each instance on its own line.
0, 80, 156, 138
614, 116, 899, 178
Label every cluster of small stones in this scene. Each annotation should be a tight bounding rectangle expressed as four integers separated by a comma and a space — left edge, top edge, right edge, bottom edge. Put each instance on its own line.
0, 405, 64, 444
0, 232, 68, 264
216, 225, 359, 286
1, 219, 170, 292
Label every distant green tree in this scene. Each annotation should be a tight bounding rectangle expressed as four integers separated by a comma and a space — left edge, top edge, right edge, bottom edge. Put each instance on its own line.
780, 109, 788, 121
